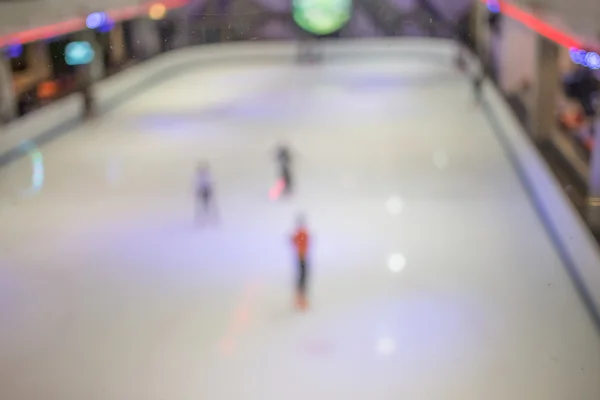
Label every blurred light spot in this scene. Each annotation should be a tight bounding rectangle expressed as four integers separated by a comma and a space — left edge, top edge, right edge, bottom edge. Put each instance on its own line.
31, 150, 44, 191
376, 337, 395, 356
65, 41, 95, 66
570, 47, 600, 70
388, 253, 406, 273
5, 43, 23, 58
86, 12, 106, 29
386, 196, 403, 215
486, 0, 500, 13
269, 178, 286, 200
149, 3, 167, 20
570, 48, 586, 64
37, 80, 58, 99
97, 17, 114, 33
433, 149, 449, 169
585, 52, 600, 69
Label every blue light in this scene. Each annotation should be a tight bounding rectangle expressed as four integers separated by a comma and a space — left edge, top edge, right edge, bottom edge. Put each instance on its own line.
5, 43, 23, 58
585, 52, 600, 70
65, 41, 95, 66
570, 47, 586, 64
97, 17, 114, 33
487, 0, 500, 13
570, 47, 600, 69
86, 12, 106, 29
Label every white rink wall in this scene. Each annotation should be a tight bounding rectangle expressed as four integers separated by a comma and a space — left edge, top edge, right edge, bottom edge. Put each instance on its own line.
1, 38, 600, 322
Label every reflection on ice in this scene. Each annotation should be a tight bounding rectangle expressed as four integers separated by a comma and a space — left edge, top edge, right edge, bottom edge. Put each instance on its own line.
376, 336, 396, 356
433, 149, 449, 170
388, 253, 406, 273
386, 196, 403, 215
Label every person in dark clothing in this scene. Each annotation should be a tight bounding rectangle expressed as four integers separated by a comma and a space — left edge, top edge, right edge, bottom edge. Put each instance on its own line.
291, 214, 310, 310
276, 145, 293, 195
297, 39, 319, 64
82, 85, 96, 119
455, 44, 467, 73
194, 162, 217, 223
472, 69, 484, 104
564, 66, 598, 136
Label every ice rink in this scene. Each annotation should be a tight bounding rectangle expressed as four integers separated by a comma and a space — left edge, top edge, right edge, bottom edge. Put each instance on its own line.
0, 53, 599, 399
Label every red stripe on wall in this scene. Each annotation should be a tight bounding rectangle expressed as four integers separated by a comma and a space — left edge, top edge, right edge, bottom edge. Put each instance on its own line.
479, 0, 584, 49
0, 0, 591, 51
0, 0, 189, 47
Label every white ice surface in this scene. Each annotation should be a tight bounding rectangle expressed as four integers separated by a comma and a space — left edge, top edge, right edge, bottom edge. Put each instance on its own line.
0, 58, 599, 400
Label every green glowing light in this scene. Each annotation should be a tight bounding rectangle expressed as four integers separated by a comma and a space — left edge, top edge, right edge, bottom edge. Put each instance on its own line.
293, 0, 352, 36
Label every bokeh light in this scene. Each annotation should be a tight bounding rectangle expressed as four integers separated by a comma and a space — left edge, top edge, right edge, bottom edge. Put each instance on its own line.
86, 12, 107, 29
388, 253, 406, 273
149, 3, 167, 20
31, 150, 44, 191
486, 0, 500, 13
293, 0, 352, 36
269, 178, 286, 200
97, 17, 115, 33
585, 51, 600, 69
570, 47, 600, 70
65, 41, 95, 66
5, 43, 23, 58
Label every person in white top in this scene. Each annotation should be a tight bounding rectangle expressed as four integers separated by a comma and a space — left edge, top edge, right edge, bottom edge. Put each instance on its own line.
195, 162, 216, 223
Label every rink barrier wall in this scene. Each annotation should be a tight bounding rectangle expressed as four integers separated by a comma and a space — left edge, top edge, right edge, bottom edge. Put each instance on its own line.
1, 38, 600, 325
481, 81, 600, 328
0, 39, 455, 166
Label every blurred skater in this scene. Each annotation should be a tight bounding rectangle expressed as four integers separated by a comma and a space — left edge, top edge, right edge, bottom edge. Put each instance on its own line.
194, 162, 217, 224
455, 50, 466, 73
297, 38, 323, 64
276, 144, 293, 196
455, 46, 467, 73
291, 214, 310, 310
82, 85, 96, 119
297, 40, 314, 64
472, 68, 484, 105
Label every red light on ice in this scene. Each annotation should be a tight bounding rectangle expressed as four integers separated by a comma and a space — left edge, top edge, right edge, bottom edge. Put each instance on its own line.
269, 179, 286, 200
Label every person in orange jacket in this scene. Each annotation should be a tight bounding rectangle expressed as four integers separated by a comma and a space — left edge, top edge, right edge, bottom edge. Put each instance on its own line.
291, 214, 310, 310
